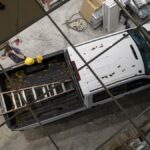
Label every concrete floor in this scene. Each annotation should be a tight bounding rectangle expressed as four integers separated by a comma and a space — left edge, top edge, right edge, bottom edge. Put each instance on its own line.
0, 89, 150, 150
0, 0, 149, 150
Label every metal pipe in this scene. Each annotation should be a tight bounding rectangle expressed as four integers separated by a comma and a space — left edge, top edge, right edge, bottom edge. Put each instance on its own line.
114, 0, 150, 41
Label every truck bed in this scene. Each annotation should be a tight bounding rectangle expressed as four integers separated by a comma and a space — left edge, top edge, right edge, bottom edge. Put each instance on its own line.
0, 52, 84, 130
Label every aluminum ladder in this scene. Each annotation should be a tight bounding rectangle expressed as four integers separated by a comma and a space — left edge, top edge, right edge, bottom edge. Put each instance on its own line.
0, 79, 74, 115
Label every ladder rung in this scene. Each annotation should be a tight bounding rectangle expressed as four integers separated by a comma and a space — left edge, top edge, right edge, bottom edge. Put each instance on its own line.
46, 85, 51, 97
42, 87, 48, 98
17, 93, 23, 107
0, 79, 73, 114
52, 84, 57, 95
0, 80, 72, 95
32, 88, 37, 100
0, 93, 7, 113
22, 90, 27, 103
11, 93, 17, 109
61, 83, 66, 92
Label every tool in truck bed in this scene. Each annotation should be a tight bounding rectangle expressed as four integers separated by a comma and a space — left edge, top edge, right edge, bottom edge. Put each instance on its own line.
0, 79, 74, 115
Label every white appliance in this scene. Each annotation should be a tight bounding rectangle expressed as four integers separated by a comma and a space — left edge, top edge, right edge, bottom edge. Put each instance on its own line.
102, 0, 120, 32
90, 8, 103, 29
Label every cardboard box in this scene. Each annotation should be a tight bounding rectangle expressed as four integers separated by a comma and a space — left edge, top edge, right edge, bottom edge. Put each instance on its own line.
80, 0, 104, 23
80, 0, 98, 22
91, 0, 103, 7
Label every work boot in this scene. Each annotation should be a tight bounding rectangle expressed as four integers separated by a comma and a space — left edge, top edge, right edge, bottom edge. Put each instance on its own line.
0, 2, 5, 10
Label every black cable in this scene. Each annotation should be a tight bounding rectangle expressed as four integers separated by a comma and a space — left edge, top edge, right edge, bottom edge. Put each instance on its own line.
65, 13, 88, 32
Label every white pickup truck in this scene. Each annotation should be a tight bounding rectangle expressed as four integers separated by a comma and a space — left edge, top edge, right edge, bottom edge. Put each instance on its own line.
0, 24, 150, 130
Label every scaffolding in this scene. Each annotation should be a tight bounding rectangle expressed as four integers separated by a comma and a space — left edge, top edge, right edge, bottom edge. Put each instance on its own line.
0, 0, 150, 150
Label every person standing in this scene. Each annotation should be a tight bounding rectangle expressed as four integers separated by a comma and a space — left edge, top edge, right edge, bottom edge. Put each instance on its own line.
0, 45, 26, 63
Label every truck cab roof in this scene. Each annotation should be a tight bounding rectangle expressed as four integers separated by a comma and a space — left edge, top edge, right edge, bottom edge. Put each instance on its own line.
67, 30, 145, 96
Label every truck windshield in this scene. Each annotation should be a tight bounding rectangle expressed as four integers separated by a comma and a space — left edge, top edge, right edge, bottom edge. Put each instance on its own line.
128, 29, 150, 74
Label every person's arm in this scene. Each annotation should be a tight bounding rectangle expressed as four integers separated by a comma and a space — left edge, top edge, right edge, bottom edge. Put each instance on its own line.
11, 48, 25, 59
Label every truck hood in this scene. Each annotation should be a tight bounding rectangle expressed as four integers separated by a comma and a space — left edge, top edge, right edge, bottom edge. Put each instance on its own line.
67, 31, 145, 95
